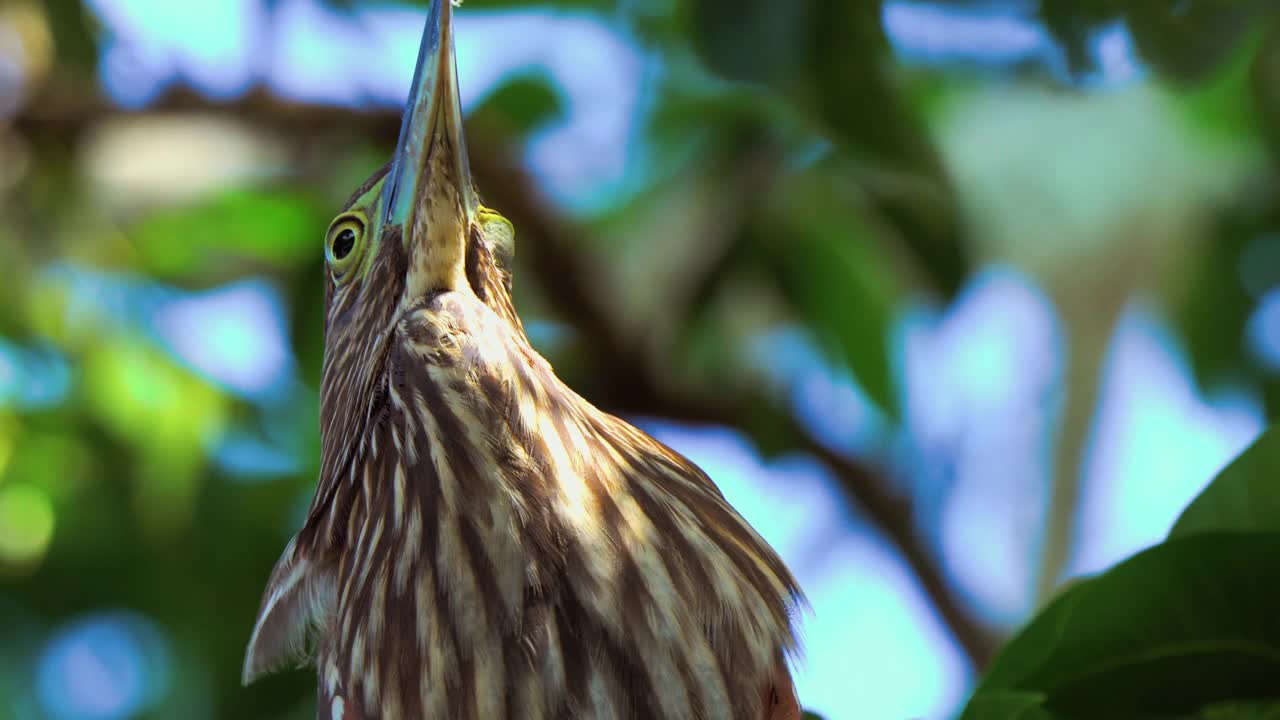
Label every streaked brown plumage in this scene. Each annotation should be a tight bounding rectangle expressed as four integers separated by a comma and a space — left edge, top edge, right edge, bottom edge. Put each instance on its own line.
243, 3, 805, 718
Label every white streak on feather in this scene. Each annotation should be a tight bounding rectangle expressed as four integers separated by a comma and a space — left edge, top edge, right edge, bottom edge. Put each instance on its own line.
473, 642, 506, 720
415, 393, 458, 514
437, 516, 483, 640
541, 611, 566, 700
431, 366, 525, 618
393, 463, 406, 532
586, 656, 620, 720
326, 660, 340, 695
348, 629, 366, 695
537, 413, 620, 632
396, 503, 421, 596
418, 566, 449, 717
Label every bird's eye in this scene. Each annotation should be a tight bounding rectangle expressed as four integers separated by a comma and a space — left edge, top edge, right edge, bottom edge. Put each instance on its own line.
333, 228, 356, 259
325, 214, 367, 280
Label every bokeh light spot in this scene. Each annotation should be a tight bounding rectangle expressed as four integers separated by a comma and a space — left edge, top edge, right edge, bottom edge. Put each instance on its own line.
883, 1, 1057, 69
37, 612, 171, 720
87, 0, 260, 105
752, 328, 885, 457
1088, 20, 1143, 88
1247, 287, 1280, 371
215, 431, 300, 479
799, 538, 971, 719
151, 280, 292, 403
0, 483, 55, 566
0, 339, 72, 410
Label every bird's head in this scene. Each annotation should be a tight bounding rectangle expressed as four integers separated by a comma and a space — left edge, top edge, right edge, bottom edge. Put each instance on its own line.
320, 0, 520, 382
315, 0, 525, 490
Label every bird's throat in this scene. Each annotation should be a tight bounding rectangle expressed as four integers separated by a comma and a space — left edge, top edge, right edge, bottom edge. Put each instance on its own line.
403, 132, 472, 302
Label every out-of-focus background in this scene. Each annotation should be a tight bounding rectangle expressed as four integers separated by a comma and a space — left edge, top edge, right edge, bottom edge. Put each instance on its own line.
1, 0, 1279, 718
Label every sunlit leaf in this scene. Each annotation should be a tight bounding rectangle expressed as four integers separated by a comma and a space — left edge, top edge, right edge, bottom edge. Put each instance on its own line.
0, 483, 55, 571
81, 339, 227, 538
126, 190, 328, 282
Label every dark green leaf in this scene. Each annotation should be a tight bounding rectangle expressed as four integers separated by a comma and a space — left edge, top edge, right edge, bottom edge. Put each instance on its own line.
1170, 207, 1255, 397
961, 690, 1057, 720
44, 0, 98, 74
756, 175, 900, 417
969, 532, 1280, 718
1201, 699, 1280, 719
469, 74, 565, 139
1033, 0, 1274, 85
1123, 1, 1274, 85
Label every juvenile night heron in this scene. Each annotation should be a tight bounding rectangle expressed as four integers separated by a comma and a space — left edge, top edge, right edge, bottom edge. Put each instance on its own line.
243, 2, 804, 718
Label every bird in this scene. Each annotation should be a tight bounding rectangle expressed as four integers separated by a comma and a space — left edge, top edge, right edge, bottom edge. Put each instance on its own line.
241, 2, 805, 718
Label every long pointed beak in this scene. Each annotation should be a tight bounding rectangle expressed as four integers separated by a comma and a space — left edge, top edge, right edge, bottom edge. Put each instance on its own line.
384, 0, 475, 294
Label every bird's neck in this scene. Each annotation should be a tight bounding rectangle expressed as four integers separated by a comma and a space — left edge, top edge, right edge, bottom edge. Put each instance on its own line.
309, 291, 801, 718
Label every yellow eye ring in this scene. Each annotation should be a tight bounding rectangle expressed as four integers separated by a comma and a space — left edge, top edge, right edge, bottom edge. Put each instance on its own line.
325, 213, 367, 280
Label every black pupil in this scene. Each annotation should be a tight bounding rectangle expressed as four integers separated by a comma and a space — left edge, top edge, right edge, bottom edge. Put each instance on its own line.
333, 228, 357, 260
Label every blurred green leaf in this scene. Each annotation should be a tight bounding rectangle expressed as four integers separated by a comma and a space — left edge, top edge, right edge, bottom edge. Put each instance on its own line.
42, 0, 97, 74
688, 0, 969, 297
1255, 23, 1280, 153
127, 190, 328, 282
690, 0, 809, 95
757, 173, 900, 417
1170, 20, 1264, 139
1123, 1, 1274, 85
469, 73, 566, 139
1171, 204, 1258, 396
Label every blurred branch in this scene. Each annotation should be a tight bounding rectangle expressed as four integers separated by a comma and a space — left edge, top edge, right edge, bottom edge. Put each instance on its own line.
11, 84, 404, 141
10, 85, 1001, 669
1035, 331, 1105, 604
673, 141, 783, 320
